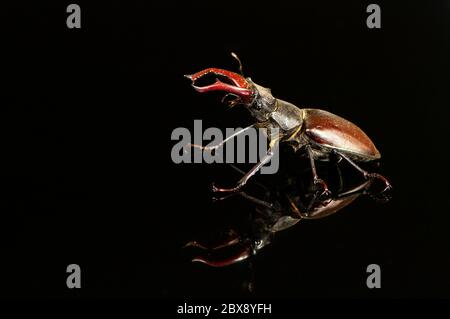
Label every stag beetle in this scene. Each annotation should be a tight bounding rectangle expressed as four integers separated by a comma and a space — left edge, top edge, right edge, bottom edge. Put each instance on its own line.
184, 53, 391, 201
185, 164, 382, 267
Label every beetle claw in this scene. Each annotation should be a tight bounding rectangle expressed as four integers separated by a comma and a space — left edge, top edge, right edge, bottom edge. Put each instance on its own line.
357, 172, 392, 203
367, 187, 392, 202
313, 178, 332, 203
370, 192, 392, 203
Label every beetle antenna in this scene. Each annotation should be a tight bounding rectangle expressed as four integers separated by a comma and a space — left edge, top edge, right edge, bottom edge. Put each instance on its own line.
231, 52, 244, 76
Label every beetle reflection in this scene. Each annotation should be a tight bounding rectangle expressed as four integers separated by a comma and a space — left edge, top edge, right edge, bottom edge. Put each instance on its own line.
185, 165, 391, 267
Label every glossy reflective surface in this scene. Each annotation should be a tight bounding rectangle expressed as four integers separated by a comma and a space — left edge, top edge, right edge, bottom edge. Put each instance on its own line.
183, 149, 390, 285
3, 1, 449, 299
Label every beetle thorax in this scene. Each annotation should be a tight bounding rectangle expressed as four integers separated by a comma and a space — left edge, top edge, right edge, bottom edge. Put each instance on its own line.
269, 99, 304, 132
246, 81, 304, 133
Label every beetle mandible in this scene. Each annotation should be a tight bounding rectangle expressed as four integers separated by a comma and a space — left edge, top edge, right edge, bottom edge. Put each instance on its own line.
184, 53, 392, 199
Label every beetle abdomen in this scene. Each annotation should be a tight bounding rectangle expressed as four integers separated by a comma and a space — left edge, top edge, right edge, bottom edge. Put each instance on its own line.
303, 109, 380, 161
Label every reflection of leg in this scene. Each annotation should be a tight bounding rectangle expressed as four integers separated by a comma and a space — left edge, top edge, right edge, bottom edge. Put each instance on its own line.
297, 179, 373, 218
188, 124, 255, 152
211, 185, 269, 204
333, 150, 392, 201
239, 192, 274, 209
305, 145, 332, 200
229, 164, 269, 192
336, 180, 371, 198
286, 195, 307, 218
212, 147, 274, 193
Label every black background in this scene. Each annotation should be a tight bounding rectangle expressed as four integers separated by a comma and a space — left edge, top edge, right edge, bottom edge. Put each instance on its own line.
2, 0, 450, 299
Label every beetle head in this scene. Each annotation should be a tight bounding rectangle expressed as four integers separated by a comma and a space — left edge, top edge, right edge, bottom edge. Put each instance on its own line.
185, 56, 277, 122
245, 80, 277, 122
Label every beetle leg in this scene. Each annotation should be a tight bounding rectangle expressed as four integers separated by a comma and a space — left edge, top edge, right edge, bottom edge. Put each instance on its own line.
212, 166, 272, 202
228, 164, 270, 192
187, 124, 255, 153
336, 180, 372, 198
305, 145, 332, 202
335, 161, 344, 193
212, 146, 274, 193
333, 150, 392, 202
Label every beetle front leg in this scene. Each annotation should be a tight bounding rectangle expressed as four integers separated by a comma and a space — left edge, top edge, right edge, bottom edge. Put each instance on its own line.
305, 145, 332, 202
212, 147, 274, 193
186, 124, 256, 153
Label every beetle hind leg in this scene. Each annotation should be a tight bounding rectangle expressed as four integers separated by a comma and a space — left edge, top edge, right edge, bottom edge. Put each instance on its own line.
333, 150, 392, 202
